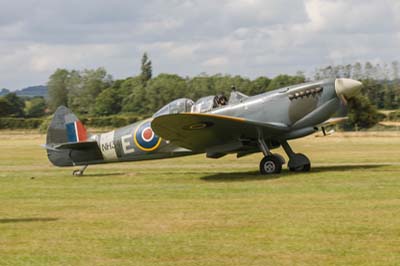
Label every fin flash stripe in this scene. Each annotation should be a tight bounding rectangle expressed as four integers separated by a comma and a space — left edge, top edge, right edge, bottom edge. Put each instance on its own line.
66, 121, 87, 142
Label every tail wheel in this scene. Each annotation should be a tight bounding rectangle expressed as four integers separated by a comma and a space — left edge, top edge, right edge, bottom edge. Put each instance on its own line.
72, 170, 83, 176
72, 165, 87, 176
260, 155, 282, 175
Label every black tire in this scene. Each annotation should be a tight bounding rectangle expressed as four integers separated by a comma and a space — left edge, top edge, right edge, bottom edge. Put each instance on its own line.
289, 163, 311, 172
288, 153, 311, 172
302, 163, 311, 172
259, 155, 282, 175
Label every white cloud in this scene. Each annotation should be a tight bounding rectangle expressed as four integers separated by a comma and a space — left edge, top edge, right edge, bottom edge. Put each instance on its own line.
202, 57, 229, 67
0, 0, 399, 89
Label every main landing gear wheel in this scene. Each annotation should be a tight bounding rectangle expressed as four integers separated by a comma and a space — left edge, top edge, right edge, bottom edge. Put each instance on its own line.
289, 163, 311, 172
259, 155, 282, 175
288, 153, 311, 172
280, 141, 312, 173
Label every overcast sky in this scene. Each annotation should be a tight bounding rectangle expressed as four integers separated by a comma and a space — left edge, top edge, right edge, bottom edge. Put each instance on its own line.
1, 0, 399, 89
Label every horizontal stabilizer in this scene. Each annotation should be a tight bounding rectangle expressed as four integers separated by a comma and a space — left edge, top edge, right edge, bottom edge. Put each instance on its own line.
53, 141, 99, 150
44, 140, 103, 167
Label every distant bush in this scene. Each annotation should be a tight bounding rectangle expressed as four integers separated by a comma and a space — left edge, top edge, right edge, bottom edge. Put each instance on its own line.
387, 111, 400, 121
81, 114, 143, 128
0, 117, 45, 129
38, 116, 52, 133
340, 96, 383, 131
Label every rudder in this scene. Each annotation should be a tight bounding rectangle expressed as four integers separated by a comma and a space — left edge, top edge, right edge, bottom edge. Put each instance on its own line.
46, 106, 88, 145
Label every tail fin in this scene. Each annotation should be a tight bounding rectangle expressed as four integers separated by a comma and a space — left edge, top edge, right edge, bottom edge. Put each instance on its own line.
46, 106, 88, 145
45, 106, 95, 167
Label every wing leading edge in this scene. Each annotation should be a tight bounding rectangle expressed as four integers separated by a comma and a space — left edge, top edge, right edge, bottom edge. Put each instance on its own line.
151, 113, 289, 152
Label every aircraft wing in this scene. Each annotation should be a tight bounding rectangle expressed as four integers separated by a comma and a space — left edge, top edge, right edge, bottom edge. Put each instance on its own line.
151, 113, 289, 152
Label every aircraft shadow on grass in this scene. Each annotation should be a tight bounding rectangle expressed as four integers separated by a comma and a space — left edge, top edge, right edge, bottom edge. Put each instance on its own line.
79, 172, 124, 177
201, 164, 386, 182
0, 218, 58, 224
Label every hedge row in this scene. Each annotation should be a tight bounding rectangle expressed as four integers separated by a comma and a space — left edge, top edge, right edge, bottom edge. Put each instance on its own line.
80, 115, 143, 128
0, 117, 45, 129
0, 114, 144, 130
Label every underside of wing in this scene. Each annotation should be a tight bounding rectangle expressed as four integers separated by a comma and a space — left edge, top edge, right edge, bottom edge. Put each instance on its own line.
151, 113, 289, 152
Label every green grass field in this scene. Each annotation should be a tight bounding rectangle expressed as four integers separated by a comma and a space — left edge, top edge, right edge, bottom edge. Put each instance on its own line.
1, 131, 400, 266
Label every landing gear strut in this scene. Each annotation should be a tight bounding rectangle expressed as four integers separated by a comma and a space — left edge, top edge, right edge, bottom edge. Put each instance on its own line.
257, 129, 283, 174
281, 141, 311, 172
72, 165, 88, 176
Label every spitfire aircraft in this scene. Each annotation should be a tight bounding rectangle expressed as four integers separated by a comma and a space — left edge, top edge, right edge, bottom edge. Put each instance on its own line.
44, 78, 362, 176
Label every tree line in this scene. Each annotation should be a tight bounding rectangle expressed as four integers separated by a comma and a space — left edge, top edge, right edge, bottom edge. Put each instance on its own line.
1, 53, 399, 130
0, 93, 46, 118
46, 53, 306, 116
314, 62, 400, 110
47, 56, 400, 116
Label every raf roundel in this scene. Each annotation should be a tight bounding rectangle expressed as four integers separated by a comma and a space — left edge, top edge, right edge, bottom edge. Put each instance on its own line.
134, 121, 162, 152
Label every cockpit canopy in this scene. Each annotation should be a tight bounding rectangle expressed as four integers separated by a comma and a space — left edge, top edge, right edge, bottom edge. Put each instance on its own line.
153, 98, 194, 117
191, 96, 217, 113
153, 90, 249, 117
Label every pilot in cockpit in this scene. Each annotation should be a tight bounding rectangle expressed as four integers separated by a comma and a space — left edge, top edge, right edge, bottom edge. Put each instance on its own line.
215, 94, 228, 107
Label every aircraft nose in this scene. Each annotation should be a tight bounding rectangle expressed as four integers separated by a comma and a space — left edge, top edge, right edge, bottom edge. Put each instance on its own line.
335, 78, 362, 97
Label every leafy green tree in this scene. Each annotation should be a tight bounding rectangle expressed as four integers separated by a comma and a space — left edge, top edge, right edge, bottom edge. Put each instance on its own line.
140, 52, 152, 84
383, 85, 396, 109
352, 62, 363, 80
391, 61, 400, 108
93, 88, 122, 116
250, 77, 271, 95
24, 97, 47, 117
120, 76, 147, 114
110, 79, 125, 96
222, 75, 252, 95
65, 70, 82, 113
67, 68, 113, 114
267, 75, 305, 91
209, 75, 253, 97
187, 76, 215, 99
343, 64, 352, 78
0, 97, 13, 116
4, 93, 25, 117
145, 74, 188, 112
47, 69, 69, 111
364, 62, 375, 79
342, 96, 381, 130
361, 78, 381, 108
316, 66, 335, 79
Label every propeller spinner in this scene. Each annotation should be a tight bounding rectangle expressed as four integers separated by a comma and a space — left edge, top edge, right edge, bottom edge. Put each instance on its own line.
335, 78, 362, 108
335, 78, 362, 98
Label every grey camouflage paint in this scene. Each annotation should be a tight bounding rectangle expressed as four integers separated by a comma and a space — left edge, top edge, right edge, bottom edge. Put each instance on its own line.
47, 79, 341, 167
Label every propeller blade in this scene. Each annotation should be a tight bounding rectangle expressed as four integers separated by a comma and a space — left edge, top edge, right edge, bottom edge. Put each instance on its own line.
340, 94, 348, 106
